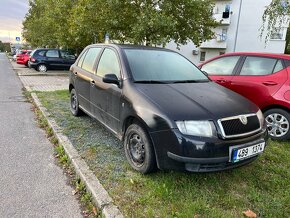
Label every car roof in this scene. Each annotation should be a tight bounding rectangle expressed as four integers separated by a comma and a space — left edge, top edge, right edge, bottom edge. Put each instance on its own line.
209, 52, 290, 61
88, 43, 174, 52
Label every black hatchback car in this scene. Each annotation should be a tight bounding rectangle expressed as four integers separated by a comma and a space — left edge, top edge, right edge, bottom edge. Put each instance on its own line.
29, 48, 76, 72
69, 44, 268, 174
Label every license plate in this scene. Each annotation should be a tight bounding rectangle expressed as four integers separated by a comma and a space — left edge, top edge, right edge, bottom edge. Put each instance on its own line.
232, 142, 265, 162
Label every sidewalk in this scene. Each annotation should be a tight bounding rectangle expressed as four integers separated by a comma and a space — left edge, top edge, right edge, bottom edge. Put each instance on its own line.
0, 54, 82, 217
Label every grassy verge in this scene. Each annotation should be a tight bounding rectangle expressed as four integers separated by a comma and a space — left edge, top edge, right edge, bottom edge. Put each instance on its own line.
29, 91, 101, 218
37, 90, 290, 218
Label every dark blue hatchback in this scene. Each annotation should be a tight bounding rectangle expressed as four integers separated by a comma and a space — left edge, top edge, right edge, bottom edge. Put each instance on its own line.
29, 48, 76, 72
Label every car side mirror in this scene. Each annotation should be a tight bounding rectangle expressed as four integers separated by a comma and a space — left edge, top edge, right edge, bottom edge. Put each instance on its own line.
103, 74, 120, 87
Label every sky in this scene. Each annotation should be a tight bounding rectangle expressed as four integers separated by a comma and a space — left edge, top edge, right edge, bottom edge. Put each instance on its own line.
0, 0, 29, 43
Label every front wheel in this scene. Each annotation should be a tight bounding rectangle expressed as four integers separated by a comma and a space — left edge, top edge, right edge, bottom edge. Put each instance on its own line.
124, 123, 157, 174
264, 108, 290, 140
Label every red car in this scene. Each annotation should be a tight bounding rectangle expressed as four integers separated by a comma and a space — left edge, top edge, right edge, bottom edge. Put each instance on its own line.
199, 52, 290, 140
16, 50, 32, 66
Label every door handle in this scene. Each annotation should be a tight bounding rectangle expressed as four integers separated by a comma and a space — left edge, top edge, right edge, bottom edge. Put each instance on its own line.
90, 80, 95, 86
216, 79, 227, 83
262, 81, 277, 86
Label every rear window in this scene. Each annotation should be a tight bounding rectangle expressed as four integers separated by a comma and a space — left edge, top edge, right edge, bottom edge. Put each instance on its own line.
240, 57, 283, 76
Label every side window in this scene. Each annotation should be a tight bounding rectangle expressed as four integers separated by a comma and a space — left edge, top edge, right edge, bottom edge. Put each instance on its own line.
96, 48, 121, 78
82, 47, 102, 73
60, 50, 75, 60
46, 50, 59, 58
201, 56, 240, 75
240, 57, 278, 76
273, 60, 284, 73
77, 50, 87, 67
38, 51, 45, 56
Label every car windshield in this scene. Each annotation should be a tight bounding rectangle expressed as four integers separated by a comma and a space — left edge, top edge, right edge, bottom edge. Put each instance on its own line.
124, 48, 209, 83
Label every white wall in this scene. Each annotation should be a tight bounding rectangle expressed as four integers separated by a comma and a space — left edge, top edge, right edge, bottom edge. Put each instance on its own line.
166, 41, 200, 63
166, 0, 288, 64
232, 0, 287, 53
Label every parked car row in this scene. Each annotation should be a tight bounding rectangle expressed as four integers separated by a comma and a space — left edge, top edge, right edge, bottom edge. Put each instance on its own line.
14, 48, 76, 72
14, 44, 290, 173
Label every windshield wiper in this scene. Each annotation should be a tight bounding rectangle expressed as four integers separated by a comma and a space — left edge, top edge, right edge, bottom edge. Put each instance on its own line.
172, 79, 209, 83
134, 80, 169, 84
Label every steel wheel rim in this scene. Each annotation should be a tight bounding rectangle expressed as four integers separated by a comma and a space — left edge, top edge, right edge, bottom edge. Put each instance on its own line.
71, 92, 77, 111
127, 133, 145, 167
265, 113, 289, 137
39, 65, 46, 72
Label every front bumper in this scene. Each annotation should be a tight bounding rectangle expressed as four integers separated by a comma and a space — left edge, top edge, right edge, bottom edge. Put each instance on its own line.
150, 127, 268, 172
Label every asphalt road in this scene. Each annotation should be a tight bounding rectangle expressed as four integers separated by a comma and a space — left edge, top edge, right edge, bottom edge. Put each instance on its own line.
0, 53, 82, 217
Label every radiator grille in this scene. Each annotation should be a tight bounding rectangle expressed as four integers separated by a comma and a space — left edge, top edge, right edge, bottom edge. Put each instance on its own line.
218, 114, 260, 138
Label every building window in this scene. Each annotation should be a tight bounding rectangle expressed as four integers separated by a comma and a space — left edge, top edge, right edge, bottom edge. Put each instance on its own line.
200, 52, 206, 62
270, 28, 286, 40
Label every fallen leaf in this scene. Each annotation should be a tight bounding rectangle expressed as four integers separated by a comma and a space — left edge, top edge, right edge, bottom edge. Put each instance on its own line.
72, 190, 78, 195
243, 209, 257, 218
92, 207, 97, 215
130, 178, 134, 184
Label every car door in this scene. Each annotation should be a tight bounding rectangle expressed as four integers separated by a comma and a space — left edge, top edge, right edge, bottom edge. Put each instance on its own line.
73, 47, 102, 113
230, 56, 286, 108
200, 55, 241, 89
45, 49, 63, 69
90, 48, 122, 133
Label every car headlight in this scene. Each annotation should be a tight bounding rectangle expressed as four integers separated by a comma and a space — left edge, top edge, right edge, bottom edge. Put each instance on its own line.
175, 120, 216, 137
256, 109, 265, 127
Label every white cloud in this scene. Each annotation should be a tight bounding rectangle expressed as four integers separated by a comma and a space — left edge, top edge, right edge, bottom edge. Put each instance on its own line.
0, 0, 29, 42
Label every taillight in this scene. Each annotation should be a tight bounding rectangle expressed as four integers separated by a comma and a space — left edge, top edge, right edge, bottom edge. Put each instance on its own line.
30, 58, 36, 62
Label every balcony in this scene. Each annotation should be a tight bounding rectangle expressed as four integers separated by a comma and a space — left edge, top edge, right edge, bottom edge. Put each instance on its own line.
200, 34, 227, 49
213, 12, 231, 25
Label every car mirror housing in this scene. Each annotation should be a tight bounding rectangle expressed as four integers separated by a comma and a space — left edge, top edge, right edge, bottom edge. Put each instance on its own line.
103, 74, 120, 87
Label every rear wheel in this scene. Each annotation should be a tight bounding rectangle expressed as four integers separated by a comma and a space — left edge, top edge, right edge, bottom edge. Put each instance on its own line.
124, 123, 157, 174
70, 88, 83, 116
37, 64, 47, 72
264, 108, 290, 140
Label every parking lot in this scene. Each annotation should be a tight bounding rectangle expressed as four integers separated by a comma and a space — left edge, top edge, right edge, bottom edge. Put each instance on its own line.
10, 60, 69, 91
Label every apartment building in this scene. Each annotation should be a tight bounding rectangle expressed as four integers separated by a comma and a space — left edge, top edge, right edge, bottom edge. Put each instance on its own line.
166, 0, 289, 64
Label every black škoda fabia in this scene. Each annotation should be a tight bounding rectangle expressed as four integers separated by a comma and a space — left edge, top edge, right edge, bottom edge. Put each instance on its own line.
69, 44, 268, 174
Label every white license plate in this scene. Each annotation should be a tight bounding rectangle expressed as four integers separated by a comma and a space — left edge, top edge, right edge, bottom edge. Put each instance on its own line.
232, 142, 265, 162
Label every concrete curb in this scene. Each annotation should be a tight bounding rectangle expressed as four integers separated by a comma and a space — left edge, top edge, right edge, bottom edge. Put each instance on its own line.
31, 93, 124, 218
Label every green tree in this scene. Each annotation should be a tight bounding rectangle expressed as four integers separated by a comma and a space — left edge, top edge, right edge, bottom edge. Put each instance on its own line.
23, 0, 217, 50
0, 41, 11, 52
261, 0, 289, 41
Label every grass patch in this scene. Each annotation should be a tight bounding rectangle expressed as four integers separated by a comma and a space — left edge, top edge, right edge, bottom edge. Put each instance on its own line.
37, 90, 290, 218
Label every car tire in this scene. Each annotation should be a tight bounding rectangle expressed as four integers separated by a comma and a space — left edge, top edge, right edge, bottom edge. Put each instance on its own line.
25, 61, 29, 67
37, 64, 47, 72
70, 88, 83, 116
264, 108, 290, 140
124, 123, 157, 174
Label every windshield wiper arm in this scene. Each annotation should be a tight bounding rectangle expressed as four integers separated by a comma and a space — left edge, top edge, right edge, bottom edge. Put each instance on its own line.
172, 79, 209, 83
134, 80, 169, 84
